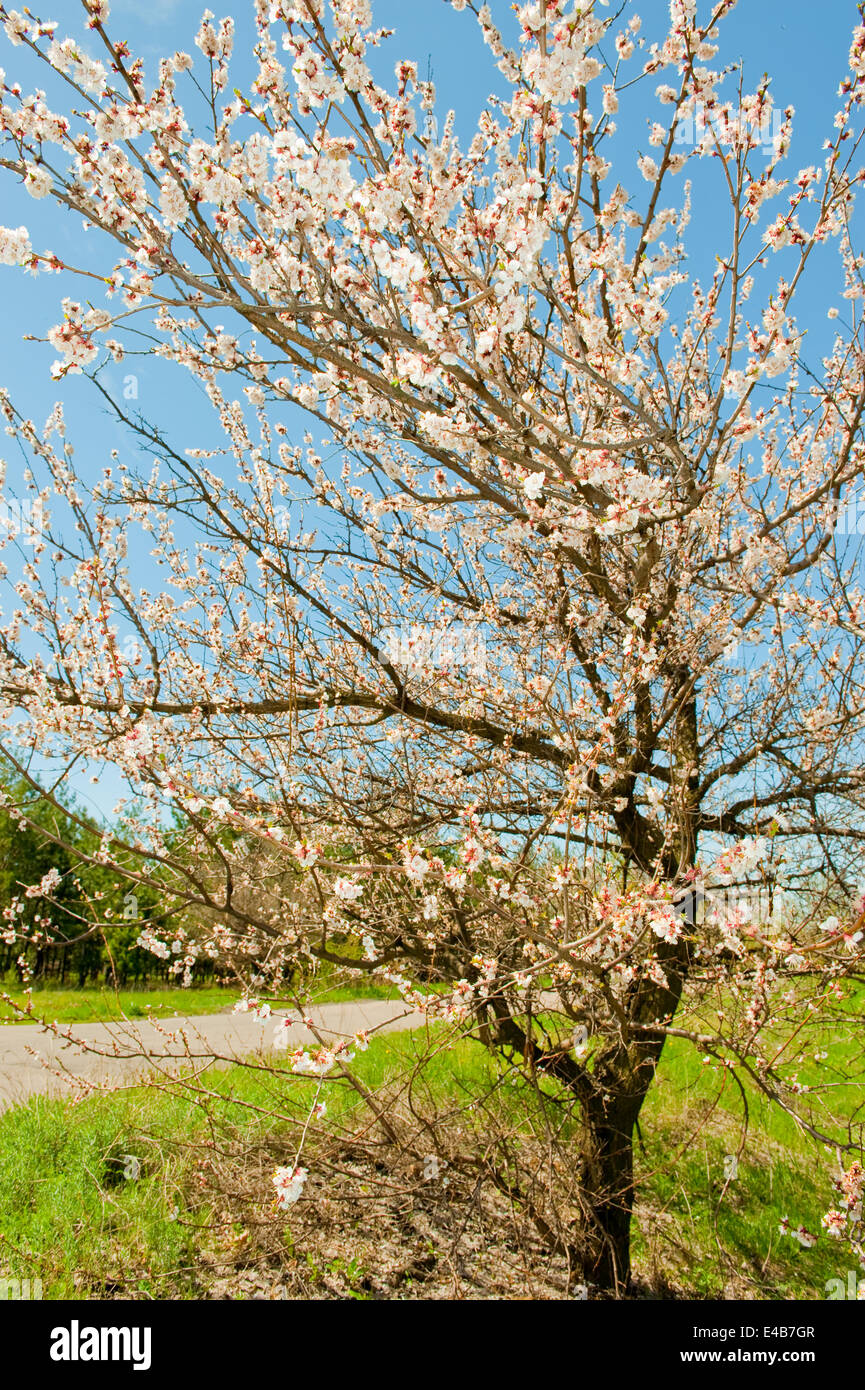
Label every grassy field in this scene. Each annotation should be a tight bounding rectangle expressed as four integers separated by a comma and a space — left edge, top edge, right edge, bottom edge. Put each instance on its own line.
633, 1028, 861, 1300
0, 981, 241, 1025
0, 971, 403, 1025
0, 1012, 858, 1300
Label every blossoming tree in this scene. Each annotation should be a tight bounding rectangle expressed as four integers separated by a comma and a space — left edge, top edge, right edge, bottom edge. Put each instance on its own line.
0, 0, 864, 1293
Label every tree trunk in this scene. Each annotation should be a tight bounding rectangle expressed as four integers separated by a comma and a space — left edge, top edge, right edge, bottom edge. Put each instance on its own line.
576, 1093, 640, 1294
572, 672, 701, 1293
571, 893, 697, 1295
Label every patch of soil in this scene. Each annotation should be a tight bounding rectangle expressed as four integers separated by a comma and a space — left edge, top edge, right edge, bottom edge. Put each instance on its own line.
191, 1139, 580, 1300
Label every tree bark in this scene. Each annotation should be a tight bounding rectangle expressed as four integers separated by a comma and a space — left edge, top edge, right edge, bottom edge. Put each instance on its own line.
576, 1091, 641, 1293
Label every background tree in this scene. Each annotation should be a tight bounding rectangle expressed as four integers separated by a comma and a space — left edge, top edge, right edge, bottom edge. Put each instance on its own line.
0, 774, 91, 981
0, 0, 863, 1292
0, 774, 188, 986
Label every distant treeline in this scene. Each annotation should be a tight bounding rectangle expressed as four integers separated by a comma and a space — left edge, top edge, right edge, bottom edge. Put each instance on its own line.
0, 775, 222, 988
0, 941, 225, 989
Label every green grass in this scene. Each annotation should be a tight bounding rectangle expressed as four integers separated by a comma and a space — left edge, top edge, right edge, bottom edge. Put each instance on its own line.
0, 967, 407, 1025
0, 1027, 474, 1299
0, 1088, 210, 1298
0, 1012, 859, 1300
304, 978, 402, 1003
633, 1030, 860, 1300
0, 982, 241, 1026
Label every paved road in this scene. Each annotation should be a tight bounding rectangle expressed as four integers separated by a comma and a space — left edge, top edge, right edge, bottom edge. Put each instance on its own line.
0, 1000, 424, 1113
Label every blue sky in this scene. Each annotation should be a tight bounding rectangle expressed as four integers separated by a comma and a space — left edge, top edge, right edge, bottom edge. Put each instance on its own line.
2, 0, 858, 392
0, 0, 861, 821
3, 0, 859, 402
